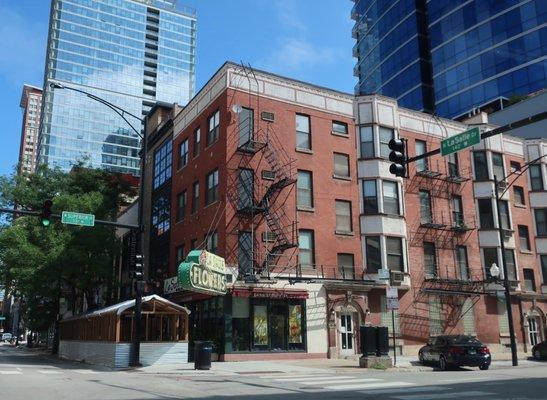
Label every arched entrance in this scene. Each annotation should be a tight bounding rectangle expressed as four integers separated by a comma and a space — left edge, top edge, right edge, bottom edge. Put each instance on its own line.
330, 298, 367, 358
524, 306, 546, 349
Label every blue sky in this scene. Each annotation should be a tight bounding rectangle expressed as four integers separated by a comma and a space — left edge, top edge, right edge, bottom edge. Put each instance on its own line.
0, 0, 355, 177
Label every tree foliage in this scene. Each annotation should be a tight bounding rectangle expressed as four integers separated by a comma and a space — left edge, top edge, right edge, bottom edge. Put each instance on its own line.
0, 164, 136, 330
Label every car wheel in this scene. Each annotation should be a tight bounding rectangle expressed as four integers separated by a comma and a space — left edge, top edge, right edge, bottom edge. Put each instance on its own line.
534, 350, 542, 360
419, 352, 427, 365
439, 355, 448, 371
479, 365, 489, 370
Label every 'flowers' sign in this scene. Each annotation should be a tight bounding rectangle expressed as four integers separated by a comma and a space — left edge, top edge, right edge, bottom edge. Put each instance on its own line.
178, 250, 227, 295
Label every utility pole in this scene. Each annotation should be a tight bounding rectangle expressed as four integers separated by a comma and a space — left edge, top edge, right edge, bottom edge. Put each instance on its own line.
494, 175, 518, 367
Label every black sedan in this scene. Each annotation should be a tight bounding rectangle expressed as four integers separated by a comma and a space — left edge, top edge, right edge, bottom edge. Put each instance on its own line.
532, 340, 547, 360
419, 335, 491, 371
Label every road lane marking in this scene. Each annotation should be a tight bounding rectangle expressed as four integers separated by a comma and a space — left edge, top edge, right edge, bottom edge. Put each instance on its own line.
274, 375, 354, 382
0, 371, 22, 375
325, 381, 415, 390
361, 386, 448, 395
301, 378, 381, 385
72, 370, 98, 374
39, 370, 62, 374
393, 391, 494, 400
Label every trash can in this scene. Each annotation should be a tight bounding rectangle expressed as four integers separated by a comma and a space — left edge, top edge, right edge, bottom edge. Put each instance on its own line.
194, 341, 212, 370
376, 326, 389, 356
360, 326, 377, 356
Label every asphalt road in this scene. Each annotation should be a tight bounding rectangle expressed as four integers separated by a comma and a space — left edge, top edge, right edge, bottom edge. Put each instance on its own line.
1, 343, 546, 400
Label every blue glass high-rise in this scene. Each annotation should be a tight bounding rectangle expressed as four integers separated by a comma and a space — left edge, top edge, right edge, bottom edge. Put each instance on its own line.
39, 0, 196, 175
352, 0, 547, 118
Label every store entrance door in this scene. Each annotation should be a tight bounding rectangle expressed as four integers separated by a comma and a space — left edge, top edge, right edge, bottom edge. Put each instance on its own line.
528, 317, 540, 347
339, 312, 355, 356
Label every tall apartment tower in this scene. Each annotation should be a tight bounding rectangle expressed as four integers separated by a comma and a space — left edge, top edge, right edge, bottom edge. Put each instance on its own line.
18, 85, 43, 174
38, 0, 196, 175
352, 1, 547, 118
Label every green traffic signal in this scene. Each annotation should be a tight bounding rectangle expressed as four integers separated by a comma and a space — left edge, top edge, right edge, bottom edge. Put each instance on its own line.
41, 199, 53, 227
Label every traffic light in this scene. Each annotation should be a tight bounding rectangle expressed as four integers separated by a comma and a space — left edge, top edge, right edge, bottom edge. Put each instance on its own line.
388, 138, 407, 178
41, 199, 53, 227
134, 254, 144, 280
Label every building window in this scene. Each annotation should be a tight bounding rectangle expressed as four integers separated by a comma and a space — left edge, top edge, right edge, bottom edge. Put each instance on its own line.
335, 200, 352, 233
206, 231, 218, 254
151, 195, 170, 236
492, 152, 505, 181
192, 181, 199, 214
238, 231, 253, 276
176, 245, 185, 264
206, 169, 219, 205
429, 297, 442, 336
193, 127, 201, 157
337, 253, 354, 279
239, 107, 254, 147
176, 190, 187, 222
382, 181, 399, 215
510, 161, 521, 173
523, 269, 536, 292
359, 126, 374, 158
452, 195, 464, 227
363, 180, 378, 214
415, 140, 428, 172
535, 209, 547, 236
424, 242, 437, 277
178, 138, 188, 169
207, 110, 220, 145
530, 164, 544, 191
478, 199, 494, 229
386, 237, 403, 271
456, 245, 469, 280
499, 200, 510, 230
153, 139, 172, 189
237, 168, 254, 210
332, 121, 348, 136
514, 186, 525, 206
541, 255, 547, 284
473, 151, 488, 180
298, 230, 315, 267
448, 152, 459, 177
296, 114, 311, 150
333, 153, 350, 178
379, 127, 394, 159
505, 249, 517, 281
518, 225, 531, 251
297, 170, 313, 208
365, 236, 381, 272
419, 190, 432, 224
483, 248, 498, 279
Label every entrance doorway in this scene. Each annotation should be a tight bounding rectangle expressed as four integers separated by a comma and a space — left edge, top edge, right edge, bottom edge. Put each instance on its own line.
528, 317, 540, 347
339, 312, 355, 356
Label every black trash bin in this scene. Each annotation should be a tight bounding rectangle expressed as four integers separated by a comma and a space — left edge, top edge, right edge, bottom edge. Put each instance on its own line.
194, 341, 212, 370
360, 326, 377, 356
376, 326, 389, 356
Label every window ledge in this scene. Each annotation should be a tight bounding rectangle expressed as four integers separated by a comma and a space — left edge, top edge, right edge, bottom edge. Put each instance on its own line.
335, 230, 355, 237
333, 174, 351, 181
331, 131, 350, 138
296, 147, 314, 155
514, 204, 527, 209
520, 250, 534, 255
297, 206, 315, 213
358, 156, 388, 162
204, 200, 220, 209
177, 164, 188, 172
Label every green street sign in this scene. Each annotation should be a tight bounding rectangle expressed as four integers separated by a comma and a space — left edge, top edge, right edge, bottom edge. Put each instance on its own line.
61, 211, 95, 227
441, 127, 481, 156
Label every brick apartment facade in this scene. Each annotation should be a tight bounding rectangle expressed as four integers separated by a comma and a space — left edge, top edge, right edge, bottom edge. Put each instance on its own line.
18, 85, 42, 174
147, 62, 546, 360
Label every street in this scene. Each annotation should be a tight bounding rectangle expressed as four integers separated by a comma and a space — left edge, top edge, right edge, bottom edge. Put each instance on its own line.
1, 344, 546, 400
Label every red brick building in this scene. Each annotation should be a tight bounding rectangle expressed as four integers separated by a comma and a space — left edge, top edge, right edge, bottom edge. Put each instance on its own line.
18, 85, 42, 175
152, 63, 546, 360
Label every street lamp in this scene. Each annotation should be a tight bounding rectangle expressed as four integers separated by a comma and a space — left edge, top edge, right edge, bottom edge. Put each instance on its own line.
50, 82, 146, 366
489, 263, 500, 280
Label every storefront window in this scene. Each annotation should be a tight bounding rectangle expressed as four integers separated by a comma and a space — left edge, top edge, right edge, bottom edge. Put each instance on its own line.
289, 305, 303, 347
253, 305, 269, 347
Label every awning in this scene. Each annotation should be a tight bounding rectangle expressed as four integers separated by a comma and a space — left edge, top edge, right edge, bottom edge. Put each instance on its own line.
230, 287, 308, 299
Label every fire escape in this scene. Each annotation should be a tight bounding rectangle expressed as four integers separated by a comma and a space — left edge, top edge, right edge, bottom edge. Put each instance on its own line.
225, 64, 298, 281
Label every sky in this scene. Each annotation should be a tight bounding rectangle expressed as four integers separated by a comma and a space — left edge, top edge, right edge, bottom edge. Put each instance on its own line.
0, 0, 356, 178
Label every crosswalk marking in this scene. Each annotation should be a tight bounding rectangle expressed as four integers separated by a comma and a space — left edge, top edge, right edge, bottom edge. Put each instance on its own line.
72, 370, 98, 374
300, 378, 381, 386
38, 370, 62, 374
273, 375, 354, 382
325, 381, 415, 391
393, 390, 494, 400
258, 373, 331, 379
359, 385, 448, 395
0, 371, 22, 375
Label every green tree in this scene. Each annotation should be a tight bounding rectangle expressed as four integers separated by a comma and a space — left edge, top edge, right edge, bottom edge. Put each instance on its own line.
0, 164, 135, 331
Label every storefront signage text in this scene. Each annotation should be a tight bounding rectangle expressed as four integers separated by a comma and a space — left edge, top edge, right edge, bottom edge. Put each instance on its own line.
178, 250, 227, 295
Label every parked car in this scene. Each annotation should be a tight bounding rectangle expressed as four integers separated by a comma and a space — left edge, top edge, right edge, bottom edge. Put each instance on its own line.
532, 340, 547, 360
418, 335, 491, 371
1, 333, 13, 342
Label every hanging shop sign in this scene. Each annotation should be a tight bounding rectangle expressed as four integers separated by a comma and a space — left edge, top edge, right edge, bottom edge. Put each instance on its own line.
163, 276, 183, 295
178, 250, 227, 295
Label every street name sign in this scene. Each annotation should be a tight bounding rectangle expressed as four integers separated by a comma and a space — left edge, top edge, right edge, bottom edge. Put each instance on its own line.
0, 316, 6, 321
441, 127, 480, 156
61, 211, 95, 227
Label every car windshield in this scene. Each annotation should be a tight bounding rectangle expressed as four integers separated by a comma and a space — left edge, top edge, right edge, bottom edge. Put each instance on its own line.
446, 336, 481, 345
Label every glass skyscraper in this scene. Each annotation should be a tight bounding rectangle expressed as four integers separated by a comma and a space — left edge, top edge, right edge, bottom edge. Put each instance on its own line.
352, 0, 547, 118
39, 0, 196, 175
